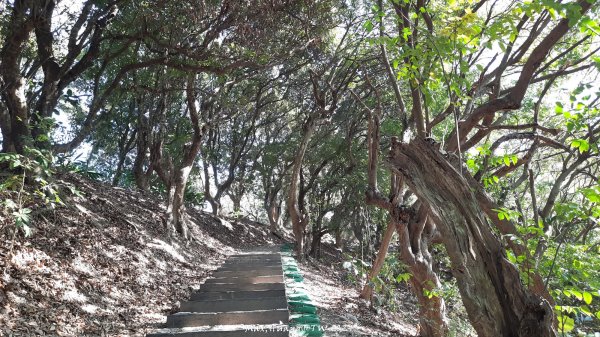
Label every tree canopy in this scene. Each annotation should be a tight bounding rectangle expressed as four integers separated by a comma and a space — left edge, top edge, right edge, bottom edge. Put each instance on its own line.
1, 0, 599, 336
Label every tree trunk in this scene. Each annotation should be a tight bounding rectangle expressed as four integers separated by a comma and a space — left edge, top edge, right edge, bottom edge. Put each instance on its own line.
287, 70, 340, 258
231, 195, 242, 214
1, 63, 31, 155
287, 116, 316, 258
267, 199, 281, 233
0, 1, 34, 154
360, 221, 396, 300
133, 102, 152, 191
112, 154, 126, 186
389, 137, 556, 337
154, 76, 205, 239
358, 91, 450, 335
396, 205, 448, 337
309, 211, 328, 258
112, 128, 136, 186
207, 198, 221, 216
335, 227, 343, 250
1, 1, 118, 154
166, 167, 191, 239
0, 103, 14, 153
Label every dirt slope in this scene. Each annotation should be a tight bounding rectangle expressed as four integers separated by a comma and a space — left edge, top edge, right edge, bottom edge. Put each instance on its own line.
0, 173, 415, 336
0, 173, 284, 336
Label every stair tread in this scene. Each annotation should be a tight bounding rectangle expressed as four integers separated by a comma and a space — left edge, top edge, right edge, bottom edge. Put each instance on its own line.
147, 324, 288, 337
180, 297, 287, 312
190, 289, 285, 301
166, 309, 289, 327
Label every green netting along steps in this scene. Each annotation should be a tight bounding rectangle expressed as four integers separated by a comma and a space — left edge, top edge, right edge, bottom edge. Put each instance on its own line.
281, 244, 324, 337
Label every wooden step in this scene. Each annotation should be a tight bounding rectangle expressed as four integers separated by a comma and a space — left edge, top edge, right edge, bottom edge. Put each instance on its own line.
146, 248, 290, 337
213, 269, 282, 278
199, 282, 285, 292
166, 309, 289, 327
147, 325, 288, 337
204, 275, 284, 285
222, 259, 281, 266
190, 289, 286, 301
217, 264, 282, 272
229, 253, 281, 259
180, 297, 287, 312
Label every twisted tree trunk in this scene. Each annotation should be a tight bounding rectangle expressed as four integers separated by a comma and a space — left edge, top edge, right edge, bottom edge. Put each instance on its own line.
151, 77, 205, 239
388, 137, 556, 337
395, 204, 447, 337
354, 80, 449, 335
287, 116, 315, 258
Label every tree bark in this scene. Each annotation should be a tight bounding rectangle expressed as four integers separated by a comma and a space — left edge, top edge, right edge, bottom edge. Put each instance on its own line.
1, 0, 119, 154
267, 198, 281, 233
396, 205, 448, 337
166, 166, 192, 238
152, 76, 205, 238
0, 1, 34, 154
355, 82, 449, 336
230, 194, 242, 214
169, 77, 205, 238
112, 125, 136, 186
133, 96, 157, 191
287, 115, 315, 258
360, 221, 396, 300
335, 227, 343, 250
389, 137, 556, 337
0, 103, 12, 153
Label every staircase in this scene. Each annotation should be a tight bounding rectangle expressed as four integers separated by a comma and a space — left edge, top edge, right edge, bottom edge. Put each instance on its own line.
147, 248, 289, 337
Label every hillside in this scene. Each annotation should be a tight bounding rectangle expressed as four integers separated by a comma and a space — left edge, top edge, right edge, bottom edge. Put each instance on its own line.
0, 174, 416, 336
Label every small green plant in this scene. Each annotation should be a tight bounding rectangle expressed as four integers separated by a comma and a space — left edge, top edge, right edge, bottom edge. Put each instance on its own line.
0, 148, 64, 244
1, 173, 32, 238
54, 153, 102, 180
342, 253, 369, 285
372, 255, 412, 311
185, 186, 205, 206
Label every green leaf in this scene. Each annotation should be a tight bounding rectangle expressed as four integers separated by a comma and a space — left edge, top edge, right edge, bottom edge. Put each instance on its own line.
466, 159, 476, 170
507, 251, 516, 263
22, 224, 32, 237
580, 17, 600, 35
363, 20, 374, 32
396, 273, 411, 283
9, 159, 22, 169
571, 289, 583, 301
555, 102, 564, 114
13, 209, 31, 225
580, 306, 593, 316
581, 187, 600, 203
570, 139, 589, 153
557, 314, 575, 333
583, 292, 593, 305
402, 27, 412, 41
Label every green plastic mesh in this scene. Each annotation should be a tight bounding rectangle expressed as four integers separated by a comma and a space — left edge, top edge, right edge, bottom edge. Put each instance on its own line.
280, 244, 324, 337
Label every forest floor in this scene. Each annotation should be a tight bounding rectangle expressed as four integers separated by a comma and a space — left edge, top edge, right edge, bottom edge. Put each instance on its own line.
0, 173, 418, 336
